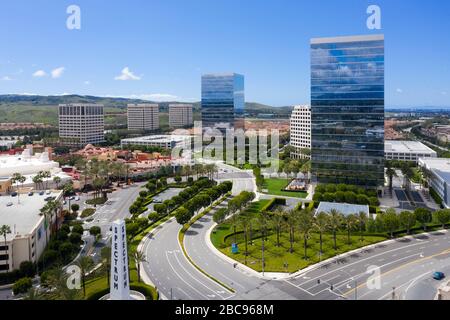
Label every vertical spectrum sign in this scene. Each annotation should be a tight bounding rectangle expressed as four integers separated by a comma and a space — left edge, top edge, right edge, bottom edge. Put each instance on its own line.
110, 219, 130, 300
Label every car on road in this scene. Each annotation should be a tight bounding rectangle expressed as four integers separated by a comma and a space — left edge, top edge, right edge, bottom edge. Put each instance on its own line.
433, 272, 445, 280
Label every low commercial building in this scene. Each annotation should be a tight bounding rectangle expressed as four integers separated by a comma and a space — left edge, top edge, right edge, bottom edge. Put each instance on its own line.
418, 158, 450, 208
316, 202, 370, 217
121, 135, 192, 149
385, 140, 437, 163
0, 190, 63, 272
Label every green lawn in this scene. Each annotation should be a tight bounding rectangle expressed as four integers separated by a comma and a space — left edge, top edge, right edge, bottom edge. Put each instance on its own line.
213, 228, 386, 273
262, 178, 307, 198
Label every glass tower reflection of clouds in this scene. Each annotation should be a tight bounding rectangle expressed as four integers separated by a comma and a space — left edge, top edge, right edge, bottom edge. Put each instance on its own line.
310, 34, 385, 187
201, 73, 245, 130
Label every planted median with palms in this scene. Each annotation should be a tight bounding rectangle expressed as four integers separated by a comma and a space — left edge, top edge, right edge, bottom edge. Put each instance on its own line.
211, 196, 387, 273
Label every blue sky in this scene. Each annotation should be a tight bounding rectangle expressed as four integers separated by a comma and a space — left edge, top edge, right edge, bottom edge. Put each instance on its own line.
0, 0, 449, 107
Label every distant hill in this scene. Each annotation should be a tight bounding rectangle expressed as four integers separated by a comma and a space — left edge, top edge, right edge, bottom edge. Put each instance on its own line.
0, 94, 292, 125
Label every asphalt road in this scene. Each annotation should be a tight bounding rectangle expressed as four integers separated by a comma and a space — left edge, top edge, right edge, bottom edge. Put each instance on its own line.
143, 204, 450, 300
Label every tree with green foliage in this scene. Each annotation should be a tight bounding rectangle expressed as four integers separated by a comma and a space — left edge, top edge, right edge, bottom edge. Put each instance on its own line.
297, 210, 314, 259
383, 209, 400, 238
344, 214, 358, 245
101, 246, 111, 286
77, 256, 93, 297
271, 209, 285, 247
399, 211, 416, 235
238, 214, 252, 264
434, 209, 450, 229
414, 208, 432, 231
133, 251, 146, 283
175, 207, 192, 225
314, 212, 329, 254
329, 209, 343, 250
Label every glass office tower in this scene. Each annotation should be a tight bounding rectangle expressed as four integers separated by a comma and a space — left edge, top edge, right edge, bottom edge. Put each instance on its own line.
310, 34, 385, 187
201, 73, 245, 130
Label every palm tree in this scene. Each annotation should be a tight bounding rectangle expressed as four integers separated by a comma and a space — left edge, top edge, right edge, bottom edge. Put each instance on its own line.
255, 211, 271, 275
133, 251, 146, 283
33, 174, 43, 190
237, 214, 252, 264
77, 256, 94, 297
314, 212, 329, 255
271, 209, 285, 247
41, 171, 51, 190
297, 210, 314, 259
386, 167, 397, 192
0, 225, 11, 270
11, 172, 26, 204
101, 246, 111, 286
228, 201, 240, 244
286, 210, 297, 253
356, 211, 368, 242
44, 267, 79, 300
53, 176, 62, 189
329, 209, 343, 251
344, 214, 357, 245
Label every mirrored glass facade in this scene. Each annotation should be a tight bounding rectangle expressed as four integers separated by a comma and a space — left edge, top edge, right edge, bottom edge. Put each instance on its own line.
201, 73, 245, 130
310, 35, 385, 187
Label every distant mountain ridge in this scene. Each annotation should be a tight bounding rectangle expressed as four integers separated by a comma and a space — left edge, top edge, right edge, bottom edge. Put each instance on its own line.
0, 94, 294, 115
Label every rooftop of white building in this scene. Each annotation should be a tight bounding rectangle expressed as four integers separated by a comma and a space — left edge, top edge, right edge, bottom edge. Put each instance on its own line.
121, 135, 192, 144
385, 140, 437, 154
0, 190, 62, 242
419, 158, 450, 185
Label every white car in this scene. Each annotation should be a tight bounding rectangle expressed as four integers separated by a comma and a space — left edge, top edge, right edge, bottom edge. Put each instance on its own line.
75, 196, 80, 201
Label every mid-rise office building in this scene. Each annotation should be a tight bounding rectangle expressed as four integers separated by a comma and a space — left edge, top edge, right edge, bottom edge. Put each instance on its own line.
290, 105, 311, 159
169, 104, 193, 128
201, 73, 245, 131
121, 135, 191, 150
311, 34, 385, 187
127, 104, 159, 131
59, 104, 105, 146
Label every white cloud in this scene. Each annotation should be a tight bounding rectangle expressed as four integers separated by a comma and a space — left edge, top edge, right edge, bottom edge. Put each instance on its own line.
396, 88, 403, 93
84, 81, 91, 85
32, 70, 47, 77
51, 67, 65, 78
114, 67, 141, 81
1, 76, 12, 81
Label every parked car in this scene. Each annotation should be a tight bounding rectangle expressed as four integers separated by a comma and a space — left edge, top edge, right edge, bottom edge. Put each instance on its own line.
11, 192, 17, 197
46, 190, 51, 195
433, 272, 445, 280
28, 192, 34, 196
75, 196, 80, 201
39, 191, 45, 196
6, 202, 13, 207
153, 197, 162, 203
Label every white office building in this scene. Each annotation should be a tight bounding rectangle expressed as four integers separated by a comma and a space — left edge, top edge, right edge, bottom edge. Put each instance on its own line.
59, 104, 105, 146
169, 104, 193, 128
0, 190, 63, 272
385, 140, 437, 163
290, 105, 311, 159
127, 104, 159, 131
121, 135, 192, 149
419, 158, 450, 208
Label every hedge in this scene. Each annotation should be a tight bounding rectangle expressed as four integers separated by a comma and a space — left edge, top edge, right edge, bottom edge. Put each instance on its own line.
430, 187, 444, 208
261, 198, 286, 212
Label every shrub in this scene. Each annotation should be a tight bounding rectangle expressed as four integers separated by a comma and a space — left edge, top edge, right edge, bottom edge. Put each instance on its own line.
19, 261, 35, 278
312, 192, 323, 202
148, 212, 160, 222
71, 204, 80, 213
69, 232, 82, 244
322, 192, 334, 202
126, 223, 139, 237
325, 184, 337, 193
72, 224, 84, 235
12, 277, 32, 295
89, 226, 102, 237
86, 197, 107, 205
